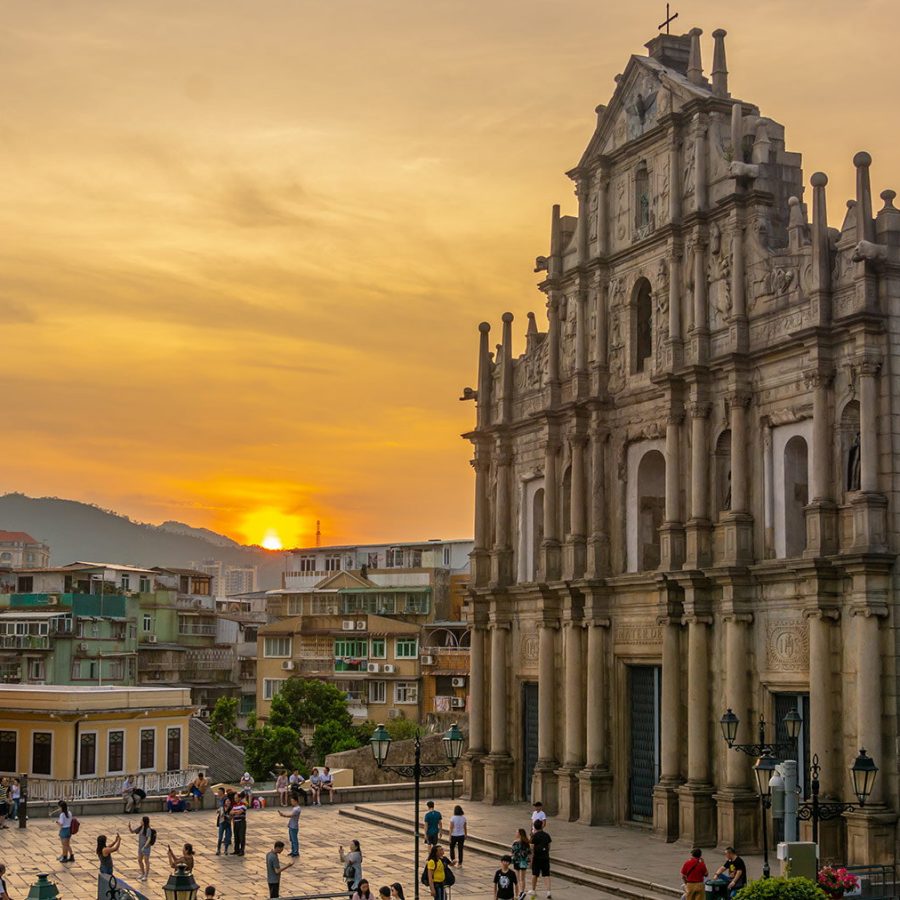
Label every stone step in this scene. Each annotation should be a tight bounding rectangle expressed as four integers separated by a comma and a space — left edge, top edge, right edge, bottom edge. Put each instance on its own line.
338, 806, 679, 900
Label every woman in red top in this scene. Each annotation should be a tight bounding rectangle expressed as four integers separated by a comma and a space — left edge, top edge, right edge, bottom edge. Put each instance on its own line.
680, 848, 708, 899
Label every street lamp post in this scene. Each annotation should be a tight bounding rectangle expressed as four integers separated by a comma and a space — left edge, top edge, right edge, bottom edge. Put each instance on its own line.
370, 722, 464, 900
163, 863, 199, 900
753, 751, 778, 879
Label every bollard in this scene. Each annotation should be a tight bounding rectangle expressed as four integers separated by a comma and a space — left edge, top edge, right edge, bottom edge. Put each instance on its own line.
18, 772, 27, 829
26, 874, 59, 900
782, 759, 798, 842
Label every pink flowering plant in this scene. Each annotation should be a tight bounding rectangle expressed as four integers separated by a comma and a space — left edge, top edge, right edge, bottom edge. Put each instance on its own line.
817, 866, 859, 897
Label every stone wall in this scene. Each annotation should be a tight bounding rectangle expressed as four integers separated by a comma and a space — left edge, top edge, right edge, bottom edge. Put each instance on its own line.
326, 732, 469, 786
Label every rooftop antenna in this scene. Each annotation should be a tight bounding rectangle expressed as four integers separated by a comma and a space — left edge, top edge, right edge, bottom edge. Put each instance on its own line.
315, 520, 321, 548
659, 3, 678, 34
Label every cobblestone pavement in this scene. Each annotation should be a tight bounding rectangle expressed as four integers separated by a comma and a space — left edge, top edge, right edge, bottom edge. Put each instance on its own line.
0, 804, 610, 900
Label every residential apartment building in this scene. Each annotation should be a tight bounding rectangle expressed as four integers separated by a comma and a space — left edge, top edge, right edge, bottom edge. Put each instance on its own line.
257, 539, 473, 723
215, 589, 268, 724
0, 531, 50, 568
190, 559, 258, 596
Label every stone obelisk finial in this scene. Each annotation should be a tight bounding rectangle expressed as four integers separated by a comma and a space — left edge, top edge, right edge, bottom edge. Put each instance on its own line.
810, 172, 831, 294
711, 29, 728, 96
549, 204, 562, 278
499, 312, 514, 424
854, 151, 876, 244
687, 28, 703, 86
476, 322, 492, 430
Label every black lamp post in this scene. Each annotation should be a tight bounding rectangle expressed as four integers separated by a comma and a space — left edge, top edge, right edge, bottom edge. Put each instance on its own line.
753, 750, 778, 879
719, 707, 800, 758
163, 864, 199, 900
370, 722, 464, 900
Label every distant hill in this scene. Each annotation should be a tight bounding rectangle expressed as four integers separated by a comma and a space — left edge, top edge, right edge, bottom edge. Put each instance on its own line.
0, 493, 285, 589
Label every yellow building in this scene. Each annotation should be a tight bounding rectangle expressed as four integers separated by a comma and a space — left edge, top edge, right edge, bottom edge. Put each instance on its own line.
0, 684, 196, 784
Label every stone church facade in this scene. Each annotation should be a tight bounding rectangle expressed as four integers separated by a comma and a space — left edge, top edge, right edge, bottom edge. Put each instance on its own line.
462, 28, 900, 864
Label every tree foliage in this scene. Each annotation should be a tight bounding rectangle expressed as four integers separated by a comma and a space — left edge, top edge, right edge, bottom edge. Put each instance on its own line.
243, 725, 304, 781
734, 877, 827, 900
208, 696, 239, 743
311, 719, 363, 763
269, 678, 354, 731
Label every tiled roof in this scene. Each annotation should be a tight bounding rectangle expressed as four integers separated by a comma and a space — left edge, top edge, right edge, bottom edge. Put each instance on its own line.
0, 531, 39, 544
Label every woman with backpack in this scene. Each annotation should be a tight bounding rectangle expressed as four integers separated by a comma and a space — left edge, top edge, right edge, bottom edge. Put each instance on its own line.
56, 800, 76, 863
339, 840, 363, 895
129, 815, 155, 881
510, 828, 531, 886
425, 845, 453, 900
97, 833, 122, 876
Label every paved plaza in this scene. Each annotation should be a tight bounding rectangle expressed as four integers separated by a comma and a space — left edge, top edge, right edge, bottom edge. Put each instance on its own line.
0, 801, 767, 900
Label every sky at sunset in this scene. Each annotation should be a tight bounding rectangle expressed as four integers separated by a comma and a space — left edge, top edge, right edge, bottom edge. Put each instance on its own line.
2, 1, 899, 548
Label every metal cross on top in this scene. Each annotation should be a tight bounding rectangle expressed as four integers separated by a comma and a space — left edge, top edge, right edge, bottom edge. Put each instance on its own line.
658, 3, 678, 34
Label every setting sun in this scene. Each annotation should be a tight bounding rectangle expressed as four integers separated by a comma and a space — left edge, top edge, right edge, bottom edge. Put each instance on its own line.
262, 531, 283, 551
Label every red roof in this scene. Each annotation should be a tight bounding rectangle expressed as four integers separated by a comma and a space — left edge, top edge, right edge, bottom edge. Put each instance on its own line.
0, 531, 40, 544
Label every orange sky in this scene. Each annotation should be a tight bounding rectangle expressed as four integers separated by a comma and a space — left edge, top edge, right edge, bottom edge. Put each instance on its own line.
1, 1, 898, 548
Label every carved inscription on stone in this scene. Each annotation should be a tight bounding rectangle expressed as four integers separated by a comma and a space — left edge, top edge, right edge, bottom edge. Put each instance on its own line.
520, 633, 539, 666
765, 620, 808, 672
615, 623, 662, 645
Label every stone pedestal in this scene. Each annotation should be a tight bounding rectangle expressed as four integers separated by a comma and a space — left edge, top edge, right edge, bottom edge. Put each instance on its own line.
483, 754, 515, 805
845, 808, 898, 865
718, 512, 754, 566
804, 500, 837, 557
490, 549, 513, 587
555, 766, 581, 821
463, 752, 485, 801
562, 537, 586, 581
688, 327, 709, 367
659, 522, 685, 571
677, 783, 717, 846
653, 782, 681, 842
577, 767, 614, 825
665, 336, 684, 372
471, 549, 491, 588
684, 518, 712, 569
850, 492, 888, 551
714, 789, 760, 851
531, 762, 559, 814
542, 539, 562, 582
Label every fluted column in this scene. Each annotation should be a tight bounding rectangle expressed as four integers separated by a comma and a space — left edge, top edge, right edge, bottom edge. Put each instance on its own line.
570, 434, 587, 538
807, 610, 835, 794
489, 624, 509, 756
687, 619, 711, 784
693, 239, 708, 331
724, 615, 751, 788
729, 392, 750, 514
859, 358, 880, 493
596, 172, 609, 257
587, 423, 609, 577
669, 251, 682, 342
855, 609, 883, 803
584, 623, 607, 768
492, 444, 513, 585
468, 626, 486, 753
547, 294, 561, 405
537, 624, 557, 764
731, 220, 746, 320
563, 623, 585, 767
665, 414, 682, 523
690, 402, 710, 520
543, 438, 561, 580
660, 618, 681, 783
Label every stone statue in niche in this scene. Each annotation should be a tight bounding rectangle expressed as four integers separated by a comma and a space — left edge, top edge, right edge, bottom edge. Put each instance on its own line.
683, 139, 696, 196
656, 259, 669, 315
658, 158, 670, 224
708, 223, 732, 328
847, 433, 861, 491
589, 189, 599, 242
615, 178, 628, 241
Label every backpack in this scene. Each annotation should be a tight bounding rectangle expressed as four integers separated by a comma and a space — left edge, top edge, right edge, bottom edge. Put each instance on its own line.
421, 860, 455, 887
343, 861, 356, 882
70, 817, 80, 835
149, 828, 157, 847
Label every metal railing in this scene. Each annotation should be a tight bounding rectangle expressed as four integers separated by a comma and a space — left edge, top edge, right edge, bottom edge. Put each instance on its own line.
844, 864, 898, 899
0, 635, 50, 650
178, 624, 217, 636
28, 767, 200, 801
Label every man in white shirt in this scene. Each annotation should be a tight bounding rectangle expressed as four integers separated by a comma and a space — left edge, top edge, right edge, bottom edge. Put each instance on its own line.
530, 801, 547, 832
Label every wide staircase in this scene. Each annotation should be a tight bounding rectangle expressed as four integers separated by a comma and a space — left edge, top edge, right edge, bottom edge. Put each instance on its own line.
189, 717, 246, 783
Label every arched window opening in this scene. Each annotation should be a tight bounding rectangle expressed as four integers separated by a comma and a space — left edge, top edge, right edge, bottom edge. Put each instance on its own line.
841, 401, 861, 494
784, 435, 809, 557
715, 430, 732, 518
532, 488, 545, 581
637, 450, 666, 571
634, 278, 653, 373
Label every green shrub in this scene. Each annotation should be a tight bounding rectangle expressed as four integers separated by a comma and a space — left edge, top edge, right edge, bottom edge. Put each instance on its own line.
734, 876, 827, 900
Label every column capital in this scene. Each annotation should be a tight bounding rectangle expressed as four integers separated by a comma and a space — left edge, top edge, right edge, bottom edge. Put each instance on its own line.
568, 431, 589, 447
721, 612, 753, 624
726, 390, 752, 410
849, 603, 889, 619
536, 616, 560, 630
470, 456, 491, 473
494, 447, 514, 467
684, 615, 714, 626
667, 411, 685, 426
689, 400, 712, 419
803, 368, 835, 390
656, 615, 683, 627
803, 607, 840, 622
857, 354, 883, 377
586, 617, 611, 629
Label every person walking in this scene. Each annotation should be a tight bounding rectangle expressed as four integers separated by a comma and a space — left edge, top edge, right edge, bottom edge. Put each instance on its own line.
494, 855, 518, 900
511, 828, 531, 897
8, 779, 20, 822
265, 840, 294, 899
340, 840, 363, 894
129, 815, 156, 881
97, 833, 122, 876
448, 805, 467, 867
680, 848, 708, 900
423, 801, 442, 847
529, 819, 552, 899
216, 793, 232, 855
56, 800, 75, 863
279, 798, 302, 857
0, 780, 9, 828
425, 845, 450, 900
530, 802, 546, 833
231, 792, 248, 856
167, 843, 195, 873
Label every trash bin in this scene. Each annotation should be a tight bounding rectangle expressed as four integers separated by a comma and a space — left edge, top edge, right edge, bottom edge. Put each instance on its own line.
705, 880, 729, 898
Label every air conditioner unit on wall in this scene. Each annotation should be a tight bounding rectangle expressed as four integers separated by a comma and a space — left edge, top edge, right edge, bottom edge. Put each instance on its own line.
383, 664, 395, 674
342, 621, 355, 631
451, 676, 466, 688
281, 660, 295, 671
367, 663, 380, 673
78, 642, 88, 652
451, 697, 465, 709
420, 655, 434, 666
147, 634, 158, 644
356, 621, 366, 630
388, 708, 400, 719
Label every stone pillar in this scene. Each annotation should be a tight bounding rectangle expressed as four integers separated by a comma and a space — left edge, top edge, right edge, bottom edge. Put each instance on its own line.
669, 250, 682, 342
660, 412, 685, 570
807, 610, 836, 794
722, 391, 753, 565
579, 620, 613, 823
731, 219, 748, 350
532, 622, 559, 811
491, 445, 513, 586
574, 289, 588, 398
859, 358, 880, 493
587, 423, 609, 577
464, 623, 486, 799
557, 620, 584, 821
763, 422, 775, 557
805, 368, 837, 555
566, 433, 587, 578
693, 240, 707, 330
483, 622, 513, 803
653, 617, 681, 840
855, 610, 883, 804
542, 439, 561, 580
678, 616, 716, 845
685, 401, 712, 568
695, 114, 708, 213
669, 142, 681, 224
596, 170, 609, 257
471, 450, 492, 586
547, 294, 561, 407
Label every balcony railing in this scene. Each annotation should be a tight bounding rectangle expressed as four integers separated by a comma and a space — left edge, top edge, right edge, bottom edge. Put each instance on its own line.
175, 595, 215, 611
185, 648, 235, 669
28, 768, 201, 802
178, 624, 217, 636
334, 658, 368, 673
0, 635, 50, 650
295, 657, 332, 674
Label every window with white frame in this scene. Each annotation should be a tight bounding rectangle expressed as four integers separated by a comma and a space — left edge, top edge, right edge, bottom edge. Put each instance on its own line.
263, 678, 286, 700
107, 730, 125, 773
443, 546, 451, 566
142, 614, 152, 632
395, 638, 418, 659
139, 576, 151, 593
393, 682, 418, 704
297, 556, 316, 573
264, 637, 291, 658
368, 681, 386, 704
386, 548, 403, 568
324, 555, 341, 572
404, 594, 430, 614
311, 596, 338, 615
120, 573, 130, 591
